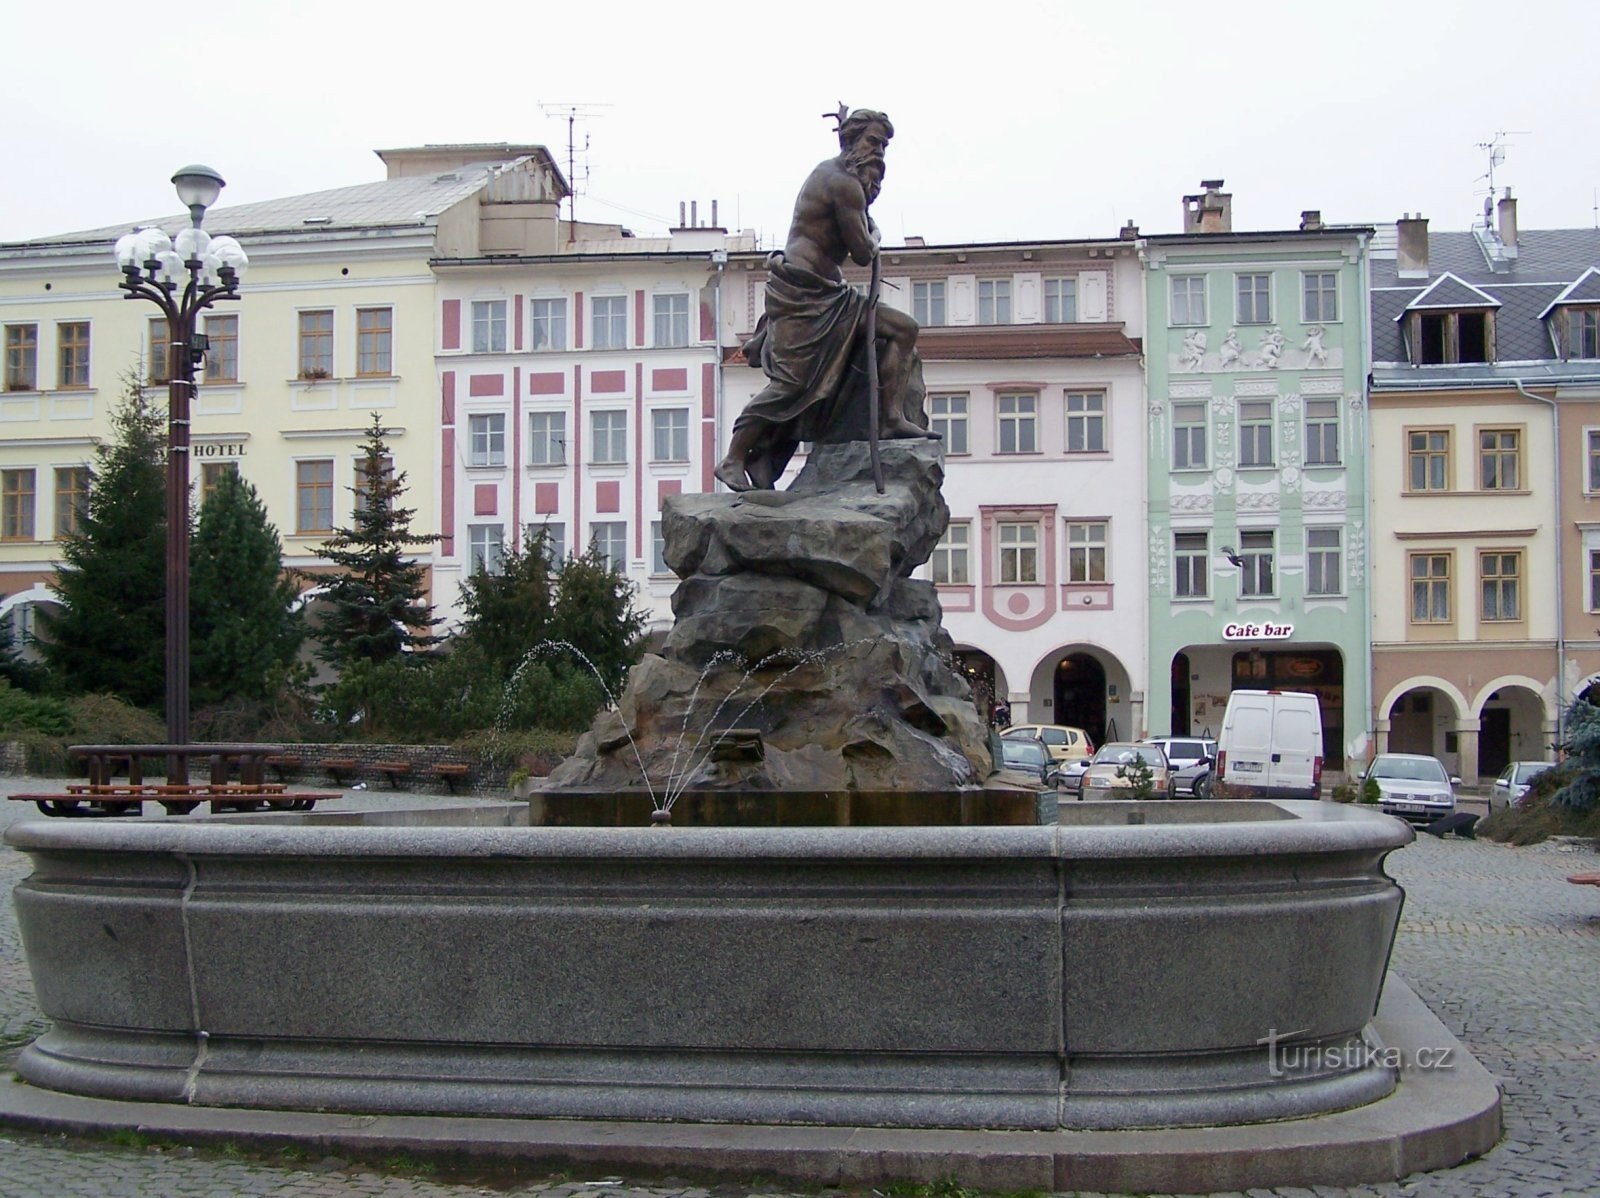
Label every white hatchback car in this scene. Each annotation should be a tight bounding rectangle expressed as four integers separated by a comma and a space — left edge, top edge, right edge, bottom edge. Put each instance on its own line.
1363, 753, 1459, 824
1488, 760, 1552, 812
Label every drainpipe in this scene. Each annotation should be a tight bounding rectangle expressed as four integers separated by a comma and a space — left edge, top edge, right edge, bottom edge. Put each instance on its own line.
1357, 232, 1374, 771
712, 250, 727, 480
1512, 378, 1564, 749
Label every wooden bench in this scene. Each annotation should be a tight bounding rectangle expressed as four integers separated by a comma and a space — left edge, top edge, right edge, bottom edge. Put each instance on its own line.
319, 757, 359, 786
264, 754, 302, 782
1569, 872, 1600, 888
10, 785, 341, 816
372, 760, 413, 789
429, 762, 470, 792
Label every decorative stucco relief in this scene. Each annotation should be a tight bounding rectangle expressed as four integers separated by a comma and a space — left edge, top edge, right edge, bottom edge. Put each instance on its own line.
1347, 521, 1366, 587
1301, 375, 1343, 396
1302, 489, 1348, 510
1170, 492, 1215, 514
1236, 491, 1280, 512
1234, 378, 1279, 397
1148, 525, 1169, 591
1170, 381, 1211, 399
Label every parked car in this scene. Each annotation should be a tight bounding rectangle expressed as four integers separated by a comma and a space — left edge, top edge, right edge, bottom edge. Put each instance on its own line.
1488, 760, 1552, 812
997, 737, 1061, 788
1217, 689, 1324, 799
1363, 753, 1458, 824
1056, 756, 1092, 798
1144, 737, 1217, 772
1001, 723, 1094, 764
1169, 755, 1216, 798
1081, 742, 1174, 799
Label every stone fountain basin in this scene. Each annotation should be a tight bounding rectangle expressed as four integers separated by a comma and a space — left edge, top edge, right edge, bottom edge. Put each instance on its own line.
6, 800, 1411, 1131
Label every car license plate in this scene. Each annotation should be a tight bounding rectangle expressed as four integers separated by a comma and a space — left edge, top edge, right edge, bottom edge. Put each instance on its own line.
1392, 803, 1424, 813
1233, 761, 1263, 772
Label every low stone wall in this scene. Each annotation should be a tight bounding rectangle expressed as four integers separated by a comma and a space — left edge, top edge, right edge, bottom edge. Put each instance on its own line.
8, 801, 1413, 1131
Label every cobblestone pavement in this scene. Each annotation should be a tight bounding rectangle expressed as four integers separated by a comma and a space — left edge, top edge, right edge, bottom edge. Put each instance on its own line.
1, 787, 1597, 1197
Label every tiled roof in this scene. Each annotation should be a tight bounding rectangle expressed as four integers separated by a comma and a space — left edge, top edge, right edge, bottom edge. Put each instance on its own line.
1538, 267, 1600, 317
7, 166, 506, 249
1369, 223, 1600, 367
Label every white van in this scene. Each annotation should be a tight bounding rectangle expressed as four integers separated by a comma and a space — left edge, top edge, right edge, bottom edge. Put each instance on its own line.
1216, 689, 1324, 800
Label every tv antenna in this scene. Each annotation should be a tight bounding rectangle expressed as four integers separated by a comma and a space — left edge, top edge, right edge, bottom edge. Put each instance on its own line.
1476, 129, 1529, 196
540, 102, 609, 241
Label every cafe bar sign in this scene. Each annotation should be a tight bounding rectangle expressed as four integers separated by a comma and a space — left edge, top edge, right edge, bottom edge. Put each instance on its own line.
1223, 621, 1294, 641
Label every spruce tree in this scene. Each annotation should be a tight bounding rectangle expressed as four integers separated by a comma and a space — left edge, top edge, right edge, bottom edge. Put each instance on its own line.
547, 544, 647, 697
455, 525, 556, 679
37, 372, 168, 707
190, 469, 303, 705
309, 413, 439, 667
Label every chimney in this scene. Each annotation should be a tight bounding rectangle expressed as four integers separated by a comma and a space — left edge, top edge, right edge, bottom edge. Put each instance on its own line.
679, 201, 686, 227
1182, 180, 1232, 234
1396, 213, 1430, 279
1299, 209, 1323, 232
904, 235, 925, 247
1120, 219, 1140, 240
690, 200, 699, 228
1497, 188, 1518, 252
711, 199, 718, 228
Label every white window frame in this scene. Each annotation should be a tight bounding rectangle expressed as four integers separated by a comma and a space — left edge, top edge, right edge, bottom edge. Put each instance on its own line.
1066, 520, 1107, 583
1065, 391, 1106, 453
467, 412, 506, 468
651, 407, 689, 462
528, 410, 566, 466
997, 393, 1037, 454
929, 393, 968, 454
592, 295, 627, 350
1306, 527, 1342, 596
932, 521, 970, 585
998, 521, 1039, 584
1170, 276, 1208, 326
1303, 271, 1340, 323
591, 409, 628, 465
1239, 529, 1276, 597
1238, 400, 1275, 469
913, 280, 946, 327
1172, 400, 1208, 470
471, 300, 507, 354
590, 520, 627, 572
530, 297, 567, 352
652, 293, 690, 348
978, 279, 1011, 325
1044, 277, 1078, 324
1235, 273, 1272, 325
651, 521, 669, 575
468, 523, 505, 575
1174, 531, 1209, 599
1305, 398, 1341, 466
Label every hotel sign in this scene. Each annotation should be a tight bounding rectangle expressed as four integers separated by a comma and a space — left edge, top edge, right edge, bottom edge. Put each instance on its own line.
1222, 622, 1294, 641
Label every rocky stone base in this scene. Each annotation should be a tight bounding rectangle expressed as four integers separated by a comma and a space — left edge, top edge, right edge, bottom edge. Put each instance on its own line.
548, 440, 990, 796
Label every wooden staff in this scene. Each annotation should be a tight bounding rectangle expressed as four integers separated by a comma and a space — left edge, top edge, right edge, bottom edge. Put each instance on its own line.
865, 249, 885, 494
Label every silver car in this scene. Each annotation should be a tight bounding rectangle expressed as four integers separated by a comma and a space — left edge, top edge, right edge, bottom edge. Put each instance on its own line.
1364, 753, 1458, 824
1488, 760, 1552, 812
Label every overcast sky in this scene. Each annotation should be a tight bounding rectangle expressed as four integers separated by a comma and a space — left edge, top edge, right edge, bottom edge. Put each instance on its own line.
6, 1, 1599, 248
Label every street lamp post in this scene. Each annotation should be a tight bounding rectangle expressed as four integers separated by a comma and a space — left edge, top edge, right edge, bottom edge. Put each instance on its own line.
113, 167, 247, 766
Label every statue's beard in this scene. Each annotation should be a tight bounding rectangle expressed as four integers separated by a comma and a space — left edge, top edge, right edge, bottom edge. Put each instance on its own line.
843, 146, 886, 203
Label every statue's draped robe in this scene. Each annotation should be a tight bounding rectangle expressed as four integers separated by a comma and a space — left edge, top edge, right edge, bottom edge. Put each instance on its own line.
735, 253, 926, 483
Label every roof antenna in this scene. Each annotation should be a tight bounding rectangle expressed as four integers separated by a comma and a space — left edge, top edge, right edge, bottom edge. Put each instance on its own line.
1474, 130, 1529, 216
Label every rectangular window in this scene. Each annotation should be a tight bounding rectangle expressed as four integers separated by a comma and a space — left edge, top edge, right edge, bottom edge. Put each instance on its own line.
653, 293, 689, 347
1413, 310, 1492, 365
932, 521, 969, 585
352, 454, 393, 515
1174, 532, 1209, 598
54, 466, 89, 538
297, 310, 333, 378
1044, 277, 1078, 323
2, 469, 35, 541
469, 524, 505, 575
204, 314, 238, 382
199, 461, 237, 507
3, 324, 37, 391
1410, 552, 1452, 623
57, 322, 90, 388
1172, 401, 1207, 470
998, 393, 1037, 454
998, 522, 1039, 583
1479, 428, 1520, 490
591, 410, 627, 464
538, 521, 566, 566
148, 317, 171, 384
529, 411, 566, 465
471, 300, 507, 353
591, 520, 627, 572
1306, 527, 1342, 595
1067, 521, 1107, 583
1407, 429, 1451, 491
1065, 391, 1106, 453
531, 297, 567, 351
1170, 276, 1207, 326
1591, 550, 1600, 612
468, 413, 506, 467
1303, 271, 1339, 322
592, 296, 627, 350
651, 408, 689, 462
1238, 399, 1275, 468
1236, 274, 1272, 324
1570, 309, 1599, 359
356, 307, 393, 376
1591, 430, 1600, 492
1305, 398, 1341, 465
913, 281, 946, 327
1239, 529, 1275, 596
651, 521, 668, 575
929, 394, 968, 454
295, 460, 334, 534
1480, 551, 1521, 622
977, 279, 1011, 325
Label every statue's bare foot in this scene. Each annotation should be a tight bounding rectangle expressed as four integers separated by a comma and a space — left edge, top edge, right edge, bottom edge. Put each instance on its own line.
881, 416, 940, 440
714, 458, 753, 492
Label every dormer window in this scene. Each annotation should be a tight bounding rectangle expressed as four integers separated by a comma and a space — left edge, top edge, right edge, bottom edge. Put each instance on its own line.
1536, 268, 1600, 360
1564, 308, 1598, 359
1400, 272, 1499, 365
